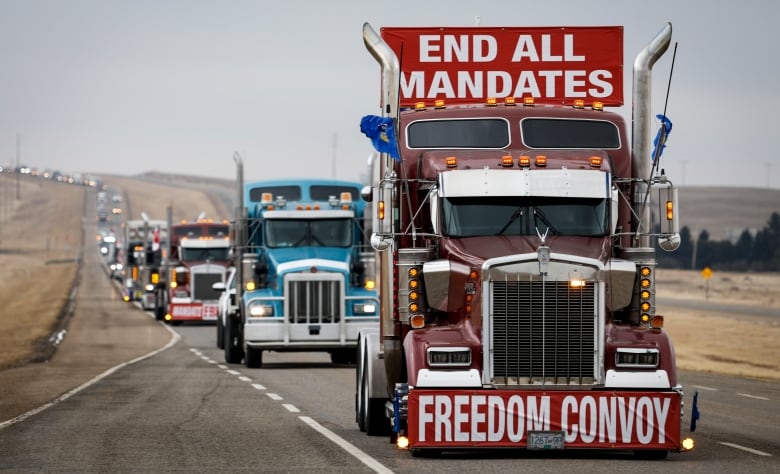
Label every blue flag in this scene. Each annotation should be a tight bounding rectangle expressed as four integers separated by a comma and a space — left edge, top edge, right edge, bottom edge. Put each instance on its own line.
651, 114, 673, 162
360, 115, 400, 160
690, 390, 700, 432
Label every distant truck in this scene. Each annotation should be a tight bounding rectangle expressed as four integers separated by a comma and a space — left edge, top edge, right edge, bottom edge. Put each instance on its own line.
355, 22, 693, 458
121, 216, 168, 320
225, 174, 380, 368
165, 219, 231, 324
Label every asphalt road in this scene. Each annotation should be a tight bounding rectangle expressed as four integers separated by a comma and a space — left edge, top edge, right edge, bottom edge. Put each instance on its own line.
1, 187, 779, 472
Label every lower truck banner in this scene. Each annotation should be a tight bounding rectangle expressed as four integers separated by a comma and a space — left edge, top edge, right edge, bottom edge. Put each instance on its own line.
408, 389, 681, 449
170, 303, 219, 321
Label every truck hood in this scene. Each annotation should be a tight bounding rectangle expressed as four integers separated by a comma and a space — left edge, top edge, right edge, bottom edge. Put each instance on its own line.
265, 247, 351, 274
441, 235, 612, 269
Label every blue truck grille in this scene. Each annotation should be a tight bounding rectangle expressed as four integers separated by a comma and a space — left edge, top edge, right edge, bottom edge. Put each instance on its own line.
490, 279, 596, 385
288, 279, 342, 324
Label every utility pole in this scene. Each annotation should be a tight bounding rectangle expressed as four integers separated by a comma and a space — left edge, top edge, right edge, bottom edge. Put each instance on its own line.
16, 132, 20, 200
331, 133, 338, 178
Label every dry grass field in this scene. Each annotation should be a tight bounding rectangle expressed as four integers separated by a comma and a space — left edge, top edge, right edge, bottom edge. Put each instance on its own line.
1, 173, 779, 383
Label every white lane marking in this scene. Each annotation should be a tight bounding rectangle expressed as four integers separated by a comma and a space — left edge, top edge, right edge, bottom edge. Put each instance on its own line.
718, 441, 772, 457
251, 384, 266, 391
267, 393, 283, 401
238, 376, 252, 383
283, 404, 300, 413
299, 416, 393, 474
691, 385, 718, 391
207, 360, 217, 364
0, 323, 181, 431
737, 393, 770, 401
226, 370, 241, 375
189, 348, 200, 354
217, 364, 227, 369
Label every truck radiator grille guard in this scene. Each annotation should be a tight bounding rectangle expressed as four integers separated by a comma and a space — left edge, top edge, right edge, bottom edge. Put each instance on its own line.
489, 279, 597, 386
286, 275, 343, 324
192, 273, 223, 301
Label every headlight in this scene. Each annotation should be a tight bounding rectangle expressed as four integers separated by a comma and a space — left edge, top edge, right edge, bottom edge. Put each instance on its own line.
247, 302, 274, 317
615, 348, 659, 368
144, 284, 155, 292
352, 303, 377, 315
427, 347, 472, 367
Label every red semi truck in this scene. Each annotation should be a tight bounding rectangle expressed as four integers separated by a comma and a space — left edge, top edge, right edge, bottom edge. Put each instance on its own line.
356, 23, 694, 458
165, 219, 231, 324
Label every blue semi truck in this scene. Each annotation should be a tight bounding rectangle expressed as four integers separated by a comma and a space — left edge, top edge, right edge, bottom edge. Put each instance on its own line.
223, 170, 379, 368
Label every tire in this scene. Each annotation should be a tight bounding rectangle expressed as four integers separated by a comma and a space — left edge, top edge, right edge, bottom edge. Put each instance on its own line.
224, 314, 243, 364
244, 346, 263, 368
330, 348, 354, 365
216, 315, 224, 349
356, 345, 367, 432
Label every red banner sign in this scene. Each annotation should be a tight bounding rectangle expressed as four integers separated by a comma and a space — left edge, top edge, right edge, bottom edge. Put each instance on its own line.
381, 26, 623, 106
408, 390, 680, 449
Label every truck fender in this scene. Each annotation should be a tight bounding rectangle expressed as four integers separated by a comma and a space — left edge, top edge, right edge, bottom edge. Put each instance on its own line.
359, 328, 387, 399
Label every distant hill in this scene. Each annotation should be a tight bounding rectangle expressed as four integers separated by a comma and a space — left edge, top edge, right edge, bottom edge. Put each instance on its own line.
126, 172, 780, 243
678, 187, 780, 241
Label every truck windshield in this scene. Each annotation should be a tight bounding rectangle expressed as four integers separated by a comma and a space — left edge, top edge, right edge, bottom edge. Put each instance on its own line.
181, 247, 230, 261
441, 197, 609, 238
265, 218, 352, 248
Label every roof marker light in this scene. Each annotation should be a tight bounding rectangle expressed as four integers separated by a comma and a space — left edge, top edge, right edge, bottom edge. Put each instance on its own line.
486, 97, 497, 106
523, 97, 535, 106
573, 99, 585, 109
504, 96, 516, 106
434, 99, 445, 109
501, 155, 514, 167
414, 102, 426, 111
535, 156, 547, 167
590, 156, 602, 168
445, 156, 458, 168
518, 156, 531, 168
592, 101, 604, 111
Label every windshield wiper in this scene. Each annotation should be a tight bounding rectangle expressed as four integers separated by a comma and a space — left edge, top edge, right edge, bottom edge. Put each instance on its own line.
533, 207, 559, 235
496, 207, 523, 235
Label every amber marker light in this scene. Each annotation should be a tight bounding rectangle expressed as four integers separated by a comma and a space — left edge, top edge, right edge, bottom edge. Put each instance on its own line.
445, 157, 458, 168
434, 99, 445, 109
409, 314, 426, 329
486, 97, 497, 106
523, 97, 535, 106
592, 101, 604, 111
535, 156, 547, 167
573, 99, 585, 109
378, 201, 385, 220
590, 156, 602, 168
650, 315, 664, 329
504, 96, 516, 106
501, 155, 514, 167
518, 156, 531, 167
666, 201, 674, 220
414, 102, 426, 111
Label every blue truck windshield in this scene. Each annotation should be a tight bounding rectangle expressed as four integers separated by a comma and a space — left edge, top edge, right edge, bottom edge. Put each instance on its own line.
442, 197, 609, 238
265, 218, 352, 248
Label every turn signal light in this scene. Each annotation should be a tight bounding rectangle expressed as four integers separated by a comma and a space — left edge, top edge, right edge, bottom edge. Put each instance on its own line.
409, 313, 426, 329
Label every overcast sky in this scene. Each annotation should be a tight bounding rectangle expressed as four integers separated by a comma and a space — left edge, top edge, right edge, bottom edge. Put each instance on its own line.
1, 0, 778, 188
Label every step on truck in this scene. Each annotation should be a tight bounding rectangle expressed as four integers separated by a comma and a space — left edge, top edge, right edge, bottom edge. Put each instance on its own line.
225, 170, 380, 368
356, 22, 695, 457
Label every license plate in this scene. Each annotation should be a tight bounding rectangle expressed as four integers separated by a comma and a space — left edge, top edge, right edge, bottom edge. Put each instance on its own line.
528, 431, 565, 450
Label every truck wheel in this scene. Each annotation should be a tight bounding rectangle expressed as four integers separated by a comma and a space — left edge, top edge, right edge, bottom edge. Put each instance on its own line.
216, 316, 224, 349
224, 315, 243, 364
245, 347, 263, 368
356, 347, 367, 431
330, 349, 354, 365
363, 373, 389, 436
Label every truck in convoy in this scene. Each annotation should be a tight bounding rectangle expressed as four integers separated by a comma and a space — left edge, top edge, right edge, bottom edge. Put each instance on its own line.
225, 174, 380, 368
165, 218, 231, 324
121, 215, 168, 320
355, 23, 694, 458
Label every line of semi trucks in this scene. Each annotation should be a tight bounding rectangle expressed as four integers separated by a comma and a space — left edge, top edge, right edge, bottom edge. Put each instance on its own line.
100, 21, 696, 459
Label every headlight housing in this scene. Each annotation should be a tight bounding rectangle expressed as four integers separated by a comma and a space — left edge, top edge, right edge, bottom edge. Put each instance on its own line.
427, 347, 472, 367
352, 303, 377, 315
615, 348, 659, 368
247, 301, 274, 317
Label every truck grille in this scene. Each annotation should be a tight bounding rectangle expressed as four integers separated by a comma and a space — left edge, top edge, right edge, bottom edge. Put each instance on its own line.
192, 273, 223, 301
287, 276, 342, 324
490, 279, 596, 385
